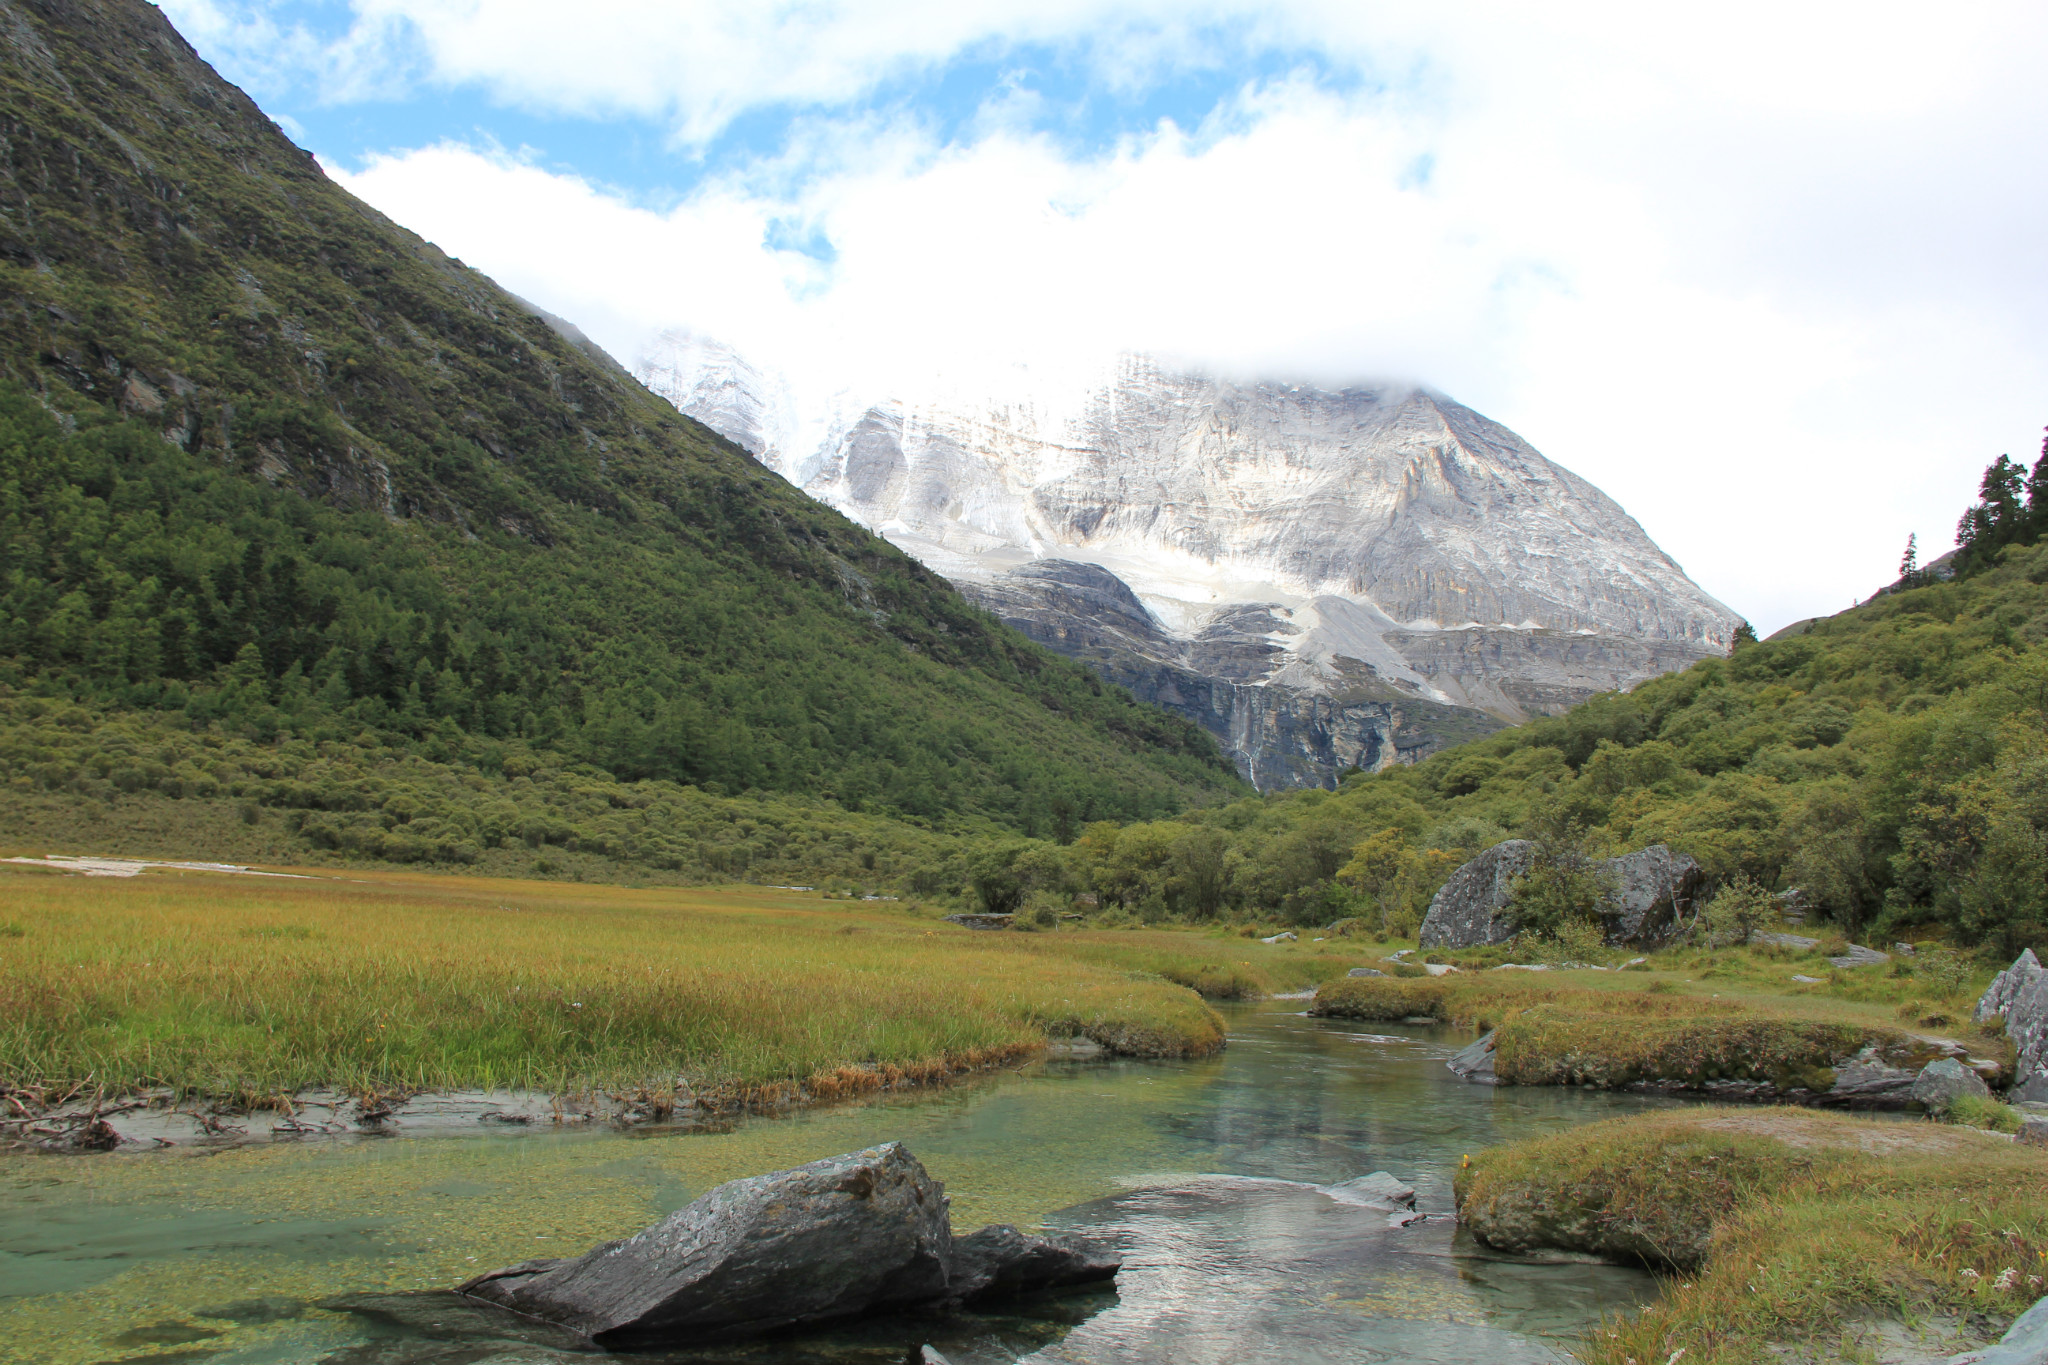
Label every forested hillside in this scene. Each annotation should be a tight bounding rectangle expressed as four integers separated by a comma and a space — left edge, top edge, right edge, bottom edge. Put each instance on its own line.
0, 0, 1242, 838
1006, 437, 2048, 951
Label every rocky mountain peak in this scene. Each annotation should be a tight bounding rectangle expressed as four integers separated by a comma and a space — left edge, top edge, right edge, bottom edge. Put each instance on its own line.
639, 343, 1738, 789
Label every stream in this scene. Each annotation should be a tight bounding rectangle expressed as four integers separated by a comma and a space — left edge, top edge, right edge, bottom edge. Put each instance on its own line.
0, 1003, 1683, 1365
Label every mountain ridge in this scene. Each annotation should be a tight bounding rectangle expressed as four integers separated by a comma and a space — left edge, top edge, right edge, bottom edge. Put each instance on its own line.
637, 340, 1739, 788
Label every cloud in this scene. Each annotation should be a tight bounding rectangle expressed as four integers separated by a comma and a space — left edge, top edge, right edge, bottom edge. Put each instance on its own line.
277, 3, 2048, 633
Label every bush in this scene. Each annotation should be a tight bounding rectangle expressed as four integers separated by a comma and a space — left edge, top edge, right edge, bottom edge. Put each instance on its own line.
1703, 873, 1777, 948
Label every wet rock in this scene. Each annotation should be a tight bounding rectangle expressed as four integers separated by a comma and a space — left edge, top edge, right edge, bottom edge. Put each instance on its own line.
1911, 1058, 1993, 1113
1418, 841, 1534, 948
1829, 944, 1891, 969
1601, 845, 1704, 948
1345, 967, 1385, 978
460, 1142, 952, 1347
1824, 1045, 1918, 1107
946, 1224, 1121, 1304
1318, 1172, 1416, 1210
1977, 950, 2048, 1102
1447, 1031, 1498, 1084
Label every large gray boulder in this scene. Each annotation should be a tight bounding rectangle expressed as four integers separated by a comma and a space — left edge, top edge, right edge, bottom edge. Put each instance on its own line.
460, 1143, 953, 1347
1910, 1058, 1992, 1113
1942, 1291, 2048, 1364
1418, 841, 1535, 947
1977, 950, 2048, 1101
1418, 841, 1702, 949
1601, 845, 1704, 947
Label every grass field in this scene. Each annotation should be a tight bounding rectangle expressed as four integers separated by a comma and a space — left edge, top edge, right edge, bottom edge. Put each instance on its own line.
1457, 1108, 2048, 1364
0, 861, 1389, 1106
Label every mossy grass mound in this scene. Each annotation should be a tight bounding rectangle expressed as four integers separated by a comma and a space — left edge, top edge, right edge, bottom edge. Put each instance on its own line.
1457, 1108, 2048, 1364
1311, 970, 2000, 1095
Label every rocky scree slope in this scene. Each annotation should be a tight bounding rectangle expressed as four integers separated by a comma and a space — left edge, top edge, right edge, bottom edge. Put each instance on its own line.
0, 0, 1243, 832
642, 341, 1738, 790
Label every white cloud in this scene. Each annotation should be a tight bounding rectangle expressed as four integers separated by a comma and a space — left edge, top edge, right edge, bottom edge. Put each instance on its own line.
307, 3, 2048, 635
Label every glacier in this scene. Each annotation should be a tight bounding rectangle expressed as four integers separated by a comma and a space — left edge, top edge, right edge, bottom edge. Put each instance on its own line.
636, 336, 1740, 790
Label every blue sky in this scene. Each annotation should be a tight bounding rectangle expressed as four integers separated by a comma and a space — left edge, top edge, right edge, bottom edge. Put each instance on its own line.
160, 0, 2048, 633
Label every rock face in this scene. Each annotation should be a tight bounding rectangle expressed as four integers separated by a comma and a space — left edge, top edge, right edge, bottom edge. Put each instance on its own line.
640, 349, 1739, 790
1418, 842, 1701, 949
1977, 950, 2048, 1102
459, 1143, 1115, 1348
1910, 1058, 1993, 1113
1418, 841, 1537, 948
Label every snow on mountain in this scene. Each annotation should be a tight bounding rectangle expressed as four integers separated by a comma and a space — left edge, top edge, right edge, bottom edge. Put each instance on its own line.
637, 344, 1740, 788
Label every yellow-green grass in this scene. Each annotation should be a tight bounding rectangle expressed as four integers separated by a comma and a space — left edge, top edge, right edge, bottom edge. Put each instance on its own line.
0, 864, 1241, 1105
1456, 1108, 2048, 1364
1311, 969, 2006, 1091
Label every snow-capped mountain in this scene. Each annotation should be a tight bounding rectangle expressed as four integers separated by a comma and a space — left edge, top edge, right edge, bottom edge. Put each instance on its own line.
637, 341, 1740, 789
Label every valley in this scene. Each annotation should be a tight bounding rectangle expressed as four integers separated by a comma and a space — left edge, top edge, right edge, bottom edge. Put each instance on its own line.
0, 1, 2044, 1364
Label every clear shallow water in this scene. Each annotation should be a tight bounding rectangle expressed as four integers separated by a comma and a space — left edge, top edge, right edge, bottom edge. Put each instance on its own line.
0, 1005, 1680, 1365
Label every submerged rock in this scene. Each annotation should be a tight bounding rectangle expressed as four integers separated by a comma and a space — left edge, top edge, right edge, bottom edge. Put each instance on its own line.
458, 1143, 1119, 1348
1319, 1172, 1416, 1210
1911, 1058, 1993, 1113
946, 1225, 1121, 1304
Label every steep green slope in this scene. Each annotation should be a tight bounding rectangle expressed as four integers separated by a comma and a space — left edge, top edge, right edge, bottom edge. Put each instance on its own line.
0, 0, 1242, 837
1333, 534, 2048, 952
908, 451, 2048, 950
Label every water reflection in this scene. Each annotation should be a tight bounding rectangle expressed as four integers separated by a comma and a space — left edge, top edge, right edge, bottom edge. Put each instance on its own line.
0, 1005, 1676, 1364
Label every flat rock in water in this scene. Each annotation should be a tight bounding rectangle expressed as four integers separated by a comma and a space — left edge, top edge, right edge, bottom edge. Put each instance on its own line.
460, 1142, 952, 1347
1318, 1172, 1416, 1210
945, 1225, 1120, 1305
1829, 944, 1891, 969
1447, 1031, 1498, 1085
1910, 1058, 1993, 1113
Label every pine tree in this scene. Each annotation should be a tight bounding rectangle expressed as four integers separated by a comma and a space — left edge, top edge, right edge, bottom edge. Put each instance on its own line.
1899, 533, 1919, 585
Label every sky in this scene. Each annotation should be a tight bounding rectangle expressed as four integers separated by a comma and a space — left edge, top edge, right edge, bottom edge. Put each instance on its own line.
160, 0, 2048, 636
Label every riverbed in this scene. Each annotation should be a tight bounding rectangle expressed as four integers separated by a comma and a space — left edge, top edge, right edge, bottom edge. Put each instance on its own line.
0, 1003, 1682, 1364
